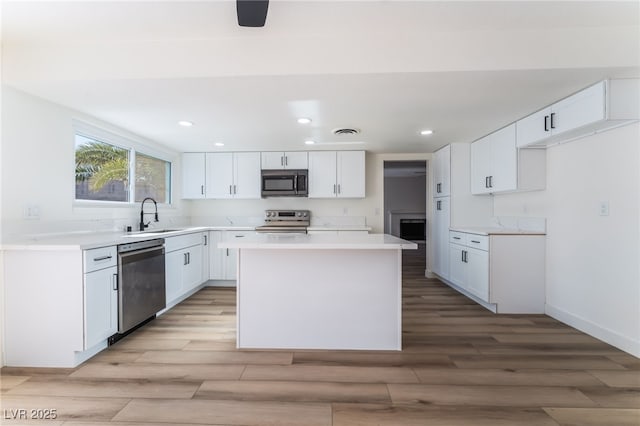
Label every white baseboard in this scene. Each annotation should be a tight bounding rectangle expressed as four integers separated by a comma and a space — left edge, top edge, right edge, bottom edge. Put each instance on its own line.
546, 304, 640, 358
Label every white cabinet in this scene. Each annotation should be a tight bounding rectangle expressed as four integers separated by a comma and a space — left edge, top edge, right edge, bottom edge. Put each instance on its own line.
471, 124, 545, 195
261, 151, 308, 169
83, 247, 118, 350
209, 230, 254, 283
205, 152, 261, 199
308, 150, 365, 198
429, 143, 492, 281
181, 153, 206, 199
432, 197, 450, 279
445, 230, 545, 314
432, 145, 450, 197
516, 79, 639, 148
164, 232, 206, 305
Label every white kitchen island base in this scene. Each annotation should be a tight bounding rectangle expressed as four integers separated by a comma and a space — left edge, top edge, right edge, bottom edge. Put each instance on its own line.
221, 233, 417, 351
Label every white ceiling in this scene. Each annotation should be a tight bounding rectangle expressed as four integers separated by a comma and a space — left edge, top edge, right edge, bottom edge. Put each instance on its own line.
2, 1, 639, 154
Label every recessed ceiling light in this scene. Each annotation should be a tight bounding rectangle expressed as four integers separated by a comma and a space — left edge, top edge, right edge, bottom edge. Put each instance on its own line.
304, 140, 315, 145
214, 142, 225, 147
297, 117, 312, 124
178, 120, 194, 127
420, 129, 433, 136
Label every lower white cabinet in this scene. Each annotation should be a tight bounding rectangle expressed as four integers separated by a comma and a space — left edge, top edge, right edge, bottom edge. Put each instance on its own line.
209, 230, 255, 282
446, 230, 545, 313
165, 232, 206, 304
83, 247, 118, 350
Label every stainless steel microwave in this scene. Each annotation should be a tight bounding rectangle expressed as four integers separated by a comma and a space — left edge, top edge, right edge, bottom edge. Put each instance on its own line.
261, 169, 308, 197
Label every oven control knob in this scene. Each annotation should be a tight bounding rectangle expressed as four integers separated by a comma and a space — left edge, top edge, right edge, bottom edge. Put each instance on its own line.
296, 212, 302, 217
303, 212, 308, 217
266, 211, 272, 217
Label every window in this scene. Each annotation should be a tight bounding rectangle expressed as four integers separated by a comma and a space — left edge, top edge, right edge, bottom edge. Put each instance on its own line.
135, 153, 171, 203
75, 134, 130, 202
74, 125, 172, 204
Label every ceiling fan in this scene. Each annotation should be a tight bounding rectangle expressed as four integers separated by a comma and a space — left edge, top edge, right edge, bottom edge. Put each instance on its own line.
237, 0, 269, 27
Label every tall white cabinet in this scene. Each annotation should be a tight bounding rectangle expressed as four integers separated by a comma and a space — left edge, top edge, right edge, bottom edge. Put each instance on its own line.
430, 144, 492, 281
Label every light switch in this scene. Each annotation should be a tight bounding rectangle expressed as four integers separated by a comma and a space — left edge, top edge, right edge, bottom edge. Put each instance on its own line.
599, 201, 609, 216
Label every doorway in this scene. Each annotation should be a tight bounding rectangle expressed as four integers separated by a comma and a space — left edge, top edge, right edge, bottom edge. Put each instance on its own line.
383, 161, 427, 243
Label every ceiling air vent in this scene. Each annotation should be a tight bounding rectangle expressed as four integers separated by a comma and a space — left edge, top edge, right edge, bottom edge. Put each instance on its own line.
332, 127, 361, 135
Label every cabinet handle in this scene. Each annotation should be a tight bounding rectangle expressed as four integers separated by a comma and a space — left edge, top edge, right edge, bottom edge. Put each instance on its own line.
550, 112, 556, 129
184, 253, 188, 265
112, 273, 118, 291
226, 248, 229, 256
93, 255, 112, 262
337, 184, 341, 194
471, 240, 480, 244
204, 235, 208, 246
453, 236, 461, 240
201, 185, 204, 195
281, 156, 284, 166
544, 115, 550, 132
285, 156, 288, 166
436, 200, 441, 211
485, 176, 489, 188
187, 252, 191, 265
461, 250, 465, 262
233, 185, 237, 194
333, 184, 337, 194
229, 185, 233, 195
489, 176, 493, 188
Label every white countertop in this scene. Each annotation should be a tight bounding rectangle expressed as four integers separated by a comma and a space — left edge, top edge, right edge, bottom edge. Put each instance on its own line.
306, 226, 372, 231
218, 233, 417, 250
0, 226, 245, 251
450, 227, 546, 236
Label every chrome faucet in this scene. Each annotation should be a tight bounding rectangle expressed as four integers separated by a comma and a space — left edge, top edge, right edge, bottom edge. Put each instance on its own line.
139, 197, 159, 231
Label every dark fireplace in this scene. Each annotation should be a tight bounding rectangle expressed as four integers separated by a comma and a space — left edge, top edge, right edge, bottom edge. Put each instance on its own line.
400, 219, 426, 241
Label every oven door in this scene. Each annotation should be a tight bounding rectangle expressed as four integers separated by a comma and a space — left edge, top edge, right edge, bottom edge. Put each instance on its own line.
261, 170, 308, 197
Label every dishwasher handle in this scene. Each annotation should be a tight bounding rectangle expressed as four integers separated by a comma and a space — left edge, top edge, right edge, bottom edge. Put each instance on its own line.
119, 246, 164, 266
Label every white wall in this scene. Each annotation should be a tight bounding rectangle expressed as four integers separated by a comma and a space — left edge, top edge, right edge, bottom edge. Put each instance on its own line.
189, 152, 432, 234
494, 123, 640, 356
0, 87, 188, 240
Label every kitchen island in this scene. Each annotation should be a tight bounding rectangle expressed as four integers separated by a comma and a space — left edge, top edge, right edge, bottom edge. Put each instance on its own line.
218, 233, 417, 351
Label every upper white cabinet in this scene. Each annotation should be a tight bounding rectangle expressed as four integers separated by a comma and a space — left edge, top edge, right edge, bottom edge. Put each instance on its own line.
308, 151, 365, 198
517, 79, 639, 148
471, 124, 545, 195
261, 152, 308, 169
182, 153, 206, 199
432, 145, 450, 197
205, 152, 261, 199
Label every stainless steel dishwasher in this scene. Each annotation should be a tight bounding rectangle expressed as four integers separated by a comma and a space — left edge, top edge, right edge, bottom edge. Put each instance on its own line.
116, 238, 166, 335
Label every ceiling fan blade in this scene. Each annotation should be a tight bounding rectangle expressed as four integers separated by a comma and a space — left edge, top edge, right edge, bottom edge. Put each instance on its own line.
237, 0, 269, 27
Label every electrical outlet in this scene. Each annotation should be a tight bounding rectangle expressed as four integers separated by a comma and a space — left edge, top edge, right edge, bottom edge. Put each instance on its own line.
23, 204, 41, 220
599, 201, 609, 216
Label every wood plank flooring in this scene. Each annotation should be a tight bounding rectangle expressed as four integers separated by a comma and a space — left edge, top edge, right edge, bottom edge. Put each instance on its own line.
2, 244, 639, 425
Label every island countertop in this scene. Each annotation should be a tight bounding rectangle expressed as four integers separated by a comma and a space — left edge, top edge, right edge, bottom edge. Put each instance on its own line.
218, 233, 418, 250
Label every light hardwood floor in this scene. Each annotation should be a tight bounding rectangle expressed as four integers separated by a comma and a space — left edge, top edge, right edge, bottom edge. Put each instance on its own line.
2, 245, 639, 425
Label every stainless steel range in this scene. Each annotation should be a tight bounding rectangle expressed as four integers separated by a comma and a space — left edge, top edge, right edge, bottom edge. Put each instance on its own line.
255, 209, 310, 233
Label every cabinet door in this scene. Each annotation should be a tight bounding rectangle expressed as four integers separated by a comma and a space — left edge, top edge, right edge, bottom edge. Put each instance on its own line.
181, 153, 206, 199
470, 136, 492, 195
183, 245, 203, 292
165, 249, 185, 304
448, 244, 466, 289
201, 233, 210, 283
466, 247, 489, 301
208, 231, 225, 280
337, 151, 365, 198
432, 198, 450, 279
84, 265, 118, 349
433, 146, 450, 197
234, 152, 261, 199
284, 152, 308, 169
516, 107, 552, 148
261, 152, 284, 170
552, 81, 605, 136
206, 153, 234, 199
489, 124, 517, 193
308, 151, 338, 198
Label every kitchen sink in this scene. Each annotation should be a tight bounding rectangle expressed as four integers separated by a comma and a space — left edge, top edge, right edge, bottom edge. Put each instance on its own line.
123, 229, 183, 237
